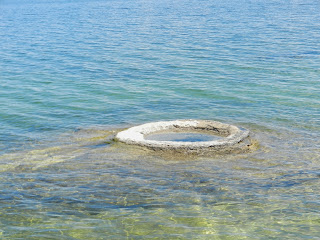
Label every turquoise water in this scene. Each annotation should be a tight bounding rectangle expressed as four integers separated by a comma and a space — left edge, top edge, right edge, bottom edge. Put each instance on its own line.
145, 132, 222, 142
1, 0, 320, 239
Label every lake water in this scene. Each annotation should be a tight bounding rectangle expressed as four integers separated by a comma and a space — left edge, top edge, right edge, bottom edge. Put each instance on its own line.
144, 132, 223, 142
1, 0, 320, 239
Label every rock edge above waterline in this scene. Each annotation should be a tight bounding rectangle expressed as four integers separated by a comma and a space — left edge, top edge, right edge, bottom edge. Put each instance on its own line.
115, 120, 251, 153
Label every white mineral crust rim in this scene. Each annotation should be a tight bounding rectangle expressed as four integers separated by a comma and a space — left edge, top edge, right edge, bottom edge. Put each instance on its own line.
115, 120, 250, 150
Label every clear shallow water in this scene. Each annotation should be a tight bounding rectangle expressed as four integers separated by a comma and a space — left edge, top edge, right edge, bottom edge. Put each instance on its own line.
1, 0, 320, 239
145, 132, 222, 142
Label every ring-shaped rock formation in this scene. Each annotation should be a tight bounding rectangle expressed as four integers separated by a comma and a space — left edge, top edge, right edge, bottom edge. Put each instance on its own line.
115, 120, 250, 153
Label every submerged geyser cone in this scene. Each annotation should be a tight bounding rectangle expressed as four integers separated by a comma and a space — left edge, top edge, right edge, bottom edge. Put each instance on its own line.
115, 120, 251, 154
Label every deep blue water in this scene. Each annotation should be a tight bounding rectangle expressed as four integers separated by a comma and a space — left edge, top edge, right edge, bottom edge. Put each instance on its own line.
1, 0, 320, 239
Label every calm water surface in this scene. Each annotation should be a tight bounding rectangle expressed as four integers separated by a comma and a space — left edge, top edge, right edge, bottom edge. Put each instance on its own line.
1, 0, 320, 239
144, 132, 223, 142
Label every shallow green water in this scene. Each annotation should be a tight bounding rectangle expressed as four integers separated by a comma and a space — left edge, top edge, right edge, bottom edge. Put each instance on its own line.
1, 0, 320, 239
0, 126, 319, 239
